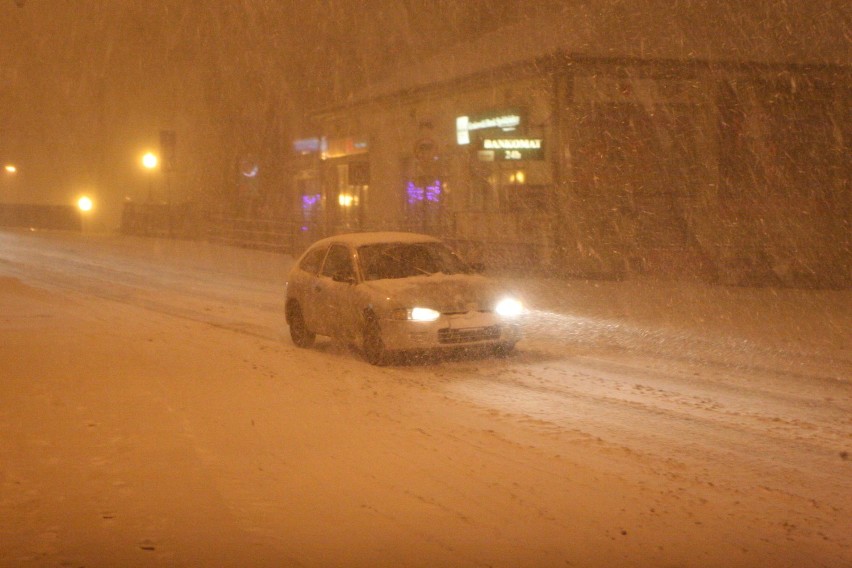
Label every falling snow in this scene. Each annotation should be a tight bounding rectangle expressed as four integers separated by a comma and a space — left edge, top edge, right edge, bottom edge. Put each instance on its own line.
1, 230, 849, 566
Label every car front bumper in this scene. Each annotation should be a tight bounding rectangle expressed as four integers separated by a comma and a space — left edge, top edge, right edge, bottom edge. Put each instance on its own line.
378, 311, 522, 351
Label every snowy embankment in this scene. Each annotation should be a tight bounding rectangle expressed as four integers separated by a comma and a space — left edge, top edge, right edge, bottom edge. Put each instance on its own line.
1, 229, 850, 568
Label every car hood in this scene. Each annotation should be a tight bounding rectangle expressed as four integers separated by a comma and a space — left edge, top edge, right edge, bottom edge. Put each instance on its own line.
360, 273, 507, 313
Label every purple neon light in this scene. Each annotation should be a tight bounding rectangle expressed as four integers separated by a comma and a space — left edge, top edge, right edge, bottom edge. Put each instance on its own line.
406, 180, 441, 205
301, 194, 320, 208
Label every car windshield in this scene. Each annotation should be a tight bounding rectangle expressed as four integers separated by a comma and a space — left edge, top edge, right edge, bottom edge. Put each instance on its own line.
358, 242, 472, 281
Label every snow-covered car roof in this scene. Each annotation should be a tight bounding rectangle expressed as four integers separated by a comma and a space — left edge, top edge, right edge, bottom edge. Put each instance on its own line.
307, 231, 442, 249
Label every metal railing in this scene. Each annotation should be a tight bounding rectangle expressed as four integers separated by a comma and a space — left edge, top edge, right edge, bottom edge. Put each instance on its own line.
206, 216, 297, 254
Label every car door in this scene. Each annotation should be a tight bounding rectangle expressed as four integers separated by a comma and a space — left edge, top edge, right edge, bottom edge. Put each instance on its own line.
315, 243, 358, 338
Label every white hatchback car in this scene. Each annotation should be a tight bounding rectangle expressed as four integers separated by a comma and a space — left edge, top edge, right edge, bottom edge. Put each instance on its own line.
285, 232, 523, 364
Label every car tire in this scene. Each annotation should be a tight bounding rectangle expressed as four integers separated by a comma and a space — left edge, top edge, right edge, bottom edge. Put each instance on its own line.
288, 302, 315, 348
362, 313, 387, 366
494, 341, 516, 357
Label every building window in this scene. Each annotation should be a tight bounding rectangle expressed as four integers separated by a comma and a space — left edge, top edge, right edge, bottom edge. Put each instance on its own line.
336, 163, 367, 230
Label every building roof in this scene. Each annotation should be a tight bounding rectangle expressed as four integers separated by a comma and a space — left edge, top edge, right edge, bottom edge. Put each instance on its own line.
349, 1, 850, 106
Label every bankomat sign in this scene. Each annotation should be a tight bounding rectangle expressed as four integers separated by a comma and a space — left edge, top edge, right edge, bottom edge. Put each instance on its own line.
456, 109, 522, 145
478, 137, 544, 161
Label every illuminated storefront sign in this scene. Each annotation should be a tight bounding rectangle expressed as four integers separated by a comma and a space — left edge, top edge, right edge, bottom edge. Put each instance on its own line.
322, 137, 368, 159
293, 137, 325, 154
456, 109, 522, 145
478, 138, 544, 161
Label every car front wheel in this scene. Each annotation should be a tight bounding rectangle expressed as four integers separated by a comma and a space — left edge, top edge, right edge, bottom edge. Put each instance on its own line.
362, 313, 387, 366
494, 341, 516, 357
288, 302, 315, 348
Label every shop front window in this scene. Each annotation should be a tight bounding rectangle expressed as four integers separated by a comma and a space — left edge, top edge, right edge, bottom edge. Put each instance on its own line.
405, 178, 443, 233
296, 171, 322, 238
336, 163, 367, 231
300, 193, 321, 231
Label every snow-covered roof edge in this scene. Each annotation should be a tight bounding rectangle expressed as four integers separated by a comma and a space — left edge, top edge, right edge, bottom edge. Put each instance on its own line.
320, 1, 850, 114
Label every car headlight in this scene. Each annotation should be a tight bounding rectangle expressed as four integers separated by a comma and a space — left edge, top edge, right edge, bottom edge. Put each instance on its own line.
390, 307, 441, 321
495, 297, 523, 317
410, 307, 441, 321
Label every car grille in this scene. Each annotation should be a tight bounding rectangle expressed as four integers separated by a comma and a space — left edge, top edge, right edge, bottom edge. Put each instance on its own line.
438, 325, 501, 344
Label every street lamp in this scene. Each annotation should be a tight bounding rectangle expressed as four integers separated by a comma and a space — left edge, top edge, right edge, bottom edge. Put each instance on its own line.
77, 195, 94, 233
77, 195, 93, 212
142, 152, 158, 170
141, 152, 158, 202
4, 164, 16, 174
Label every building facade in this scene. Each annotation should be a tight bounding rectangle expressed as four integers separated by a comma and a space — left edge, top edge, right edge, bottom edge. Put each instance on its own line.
299, 65, 557, 270
291, 14, 849, 287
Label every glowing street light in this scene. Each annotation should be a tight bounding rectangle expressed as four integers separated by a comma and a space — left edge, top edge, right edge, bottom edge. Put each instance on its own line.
4, 164, 16, 174
142, 152, 158, 170
141, 152, 159, 202
77, 195, 94, 233
77, 195, 94, 212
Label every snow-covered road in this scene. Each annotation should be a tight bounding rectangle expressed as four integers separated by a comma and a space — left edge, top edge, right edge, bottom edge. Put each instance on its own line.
1, 229, 850, 567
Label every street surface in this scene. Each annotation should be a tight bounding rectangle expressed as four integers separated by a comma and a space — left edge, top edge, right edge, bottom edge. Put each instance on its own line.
1, 229, 850, 567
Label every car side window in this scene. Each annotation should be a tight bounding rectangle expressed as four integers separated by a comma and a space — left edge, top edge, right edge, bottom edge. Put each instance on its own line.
299, 246, 327, 274
321, 244, 354, 281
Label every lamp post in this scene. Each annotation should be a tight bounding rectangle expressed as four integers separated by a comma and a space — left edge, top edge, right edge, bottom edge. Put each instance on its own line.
141, 152, 158, 202
77, 195, 93, 233
2, 164, 17, 203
